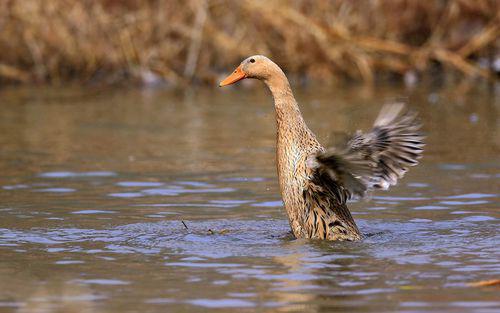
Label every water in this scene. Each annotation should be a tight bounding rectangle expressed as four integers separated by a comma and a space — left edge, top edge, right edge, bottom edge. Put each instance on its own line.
0, 84, 499, 312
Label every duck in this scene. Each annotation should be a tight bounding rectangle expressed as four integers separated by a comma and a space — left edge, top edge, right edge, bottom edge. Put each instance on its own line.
219, 55, 424, 241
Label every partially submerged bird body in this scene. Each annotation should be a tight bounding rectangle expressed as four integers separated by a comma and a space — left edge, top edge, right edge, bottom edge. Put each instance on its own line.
220, 55, 423, 241
270, 78, 361, 241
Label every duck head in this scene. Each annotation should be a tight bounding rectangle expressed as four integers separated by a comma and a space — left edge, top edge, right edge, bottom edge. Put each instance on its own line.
219, 55, 282, 87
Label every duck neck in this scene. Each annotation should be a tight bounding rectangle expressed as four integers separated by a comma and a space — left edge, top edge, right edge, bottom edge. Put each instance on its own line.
264, 73, 306, 131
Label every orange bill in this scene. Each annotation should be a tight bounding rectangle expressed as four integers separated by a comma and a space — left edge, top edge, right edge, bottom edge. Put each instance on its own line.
219, 66, 246, 87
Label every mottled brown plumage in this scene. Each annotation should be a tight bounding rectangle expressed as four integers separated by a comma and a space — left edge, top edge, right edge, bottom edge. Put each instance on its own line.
220, 55, 424, 241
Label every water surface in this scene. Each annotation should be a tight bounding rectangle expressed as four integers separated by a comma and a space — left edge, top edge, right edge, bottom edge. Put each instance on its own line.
0, 84, 499, 312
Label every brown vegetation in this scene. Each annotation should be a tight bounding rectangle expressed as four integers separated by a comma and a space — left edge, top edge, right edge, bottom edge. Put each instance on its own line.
0, 0, 498, 86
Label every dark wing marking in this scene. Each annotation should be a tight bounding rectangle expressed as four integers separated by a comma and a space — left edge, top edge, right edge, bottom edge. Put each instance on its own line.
310, 102, 424, 200
303, 170, 362, 241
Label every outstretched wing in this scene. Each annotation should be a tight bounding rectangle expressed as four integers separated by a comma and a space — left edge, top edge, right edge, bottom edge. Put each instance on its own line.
310, 102, 424, 200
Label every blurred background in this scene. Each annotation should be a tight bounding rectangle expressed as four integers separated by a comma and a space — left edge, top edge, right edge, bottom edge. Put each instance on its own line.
0, 0, 498, 87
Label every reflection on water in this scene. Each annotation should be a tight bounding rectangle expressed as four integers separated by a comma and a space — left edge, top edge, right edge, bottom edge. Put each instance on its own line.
0, 84, 499, 312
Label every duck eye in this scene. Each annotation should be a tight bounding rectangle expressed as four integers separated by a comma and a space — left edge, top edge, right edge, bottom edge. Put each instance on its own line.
250, 58, 255, 63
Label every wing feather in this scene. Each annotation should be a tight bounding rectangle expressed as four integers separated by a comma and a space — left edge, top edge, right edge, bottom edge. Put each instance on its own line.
310, 102, 424, 200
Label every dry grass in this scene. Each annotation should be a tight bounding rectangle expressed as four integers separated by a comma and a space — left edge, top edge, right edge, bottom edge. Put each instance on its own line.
0, 0, 498, 85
